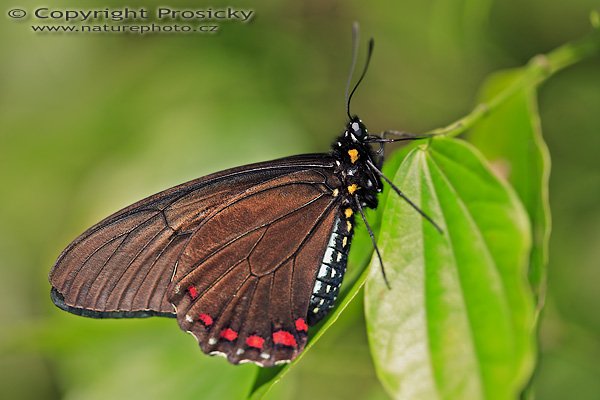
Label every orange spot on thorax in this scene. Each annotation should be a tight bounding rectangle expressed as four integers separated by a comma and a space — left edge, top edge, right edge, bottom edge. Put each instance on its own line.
347, 184, 359, 194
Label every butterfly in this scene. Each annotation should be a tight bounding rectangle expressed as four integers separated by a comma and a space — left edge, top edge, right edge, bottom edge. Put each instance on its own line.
49, 31, 441, 367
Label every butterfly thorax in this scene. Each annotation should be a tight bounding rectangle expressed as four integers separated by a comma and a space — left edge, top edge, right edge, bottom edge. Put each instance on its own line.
331, 116, 383, 210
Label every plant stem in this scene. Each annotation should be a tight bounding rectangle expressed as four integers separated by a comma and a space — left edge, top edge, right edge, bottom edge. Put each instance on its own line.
425, 27, 600, 138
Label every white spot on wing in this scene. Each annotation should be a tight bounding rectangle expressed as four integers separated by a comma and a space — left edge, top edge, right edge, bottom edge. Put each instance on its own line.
260, 352, 270, 360
240, 359, 264, 367
236, 348, 245, 356
209, 351, 227, 358
208, 337, 217, 345
185, 315, 193, 323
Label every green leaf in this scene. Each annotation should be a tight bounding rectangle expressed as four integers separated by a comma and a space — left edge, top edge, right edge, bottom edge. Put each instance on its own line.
365, 137, 535, 400
468, 69, 551, 309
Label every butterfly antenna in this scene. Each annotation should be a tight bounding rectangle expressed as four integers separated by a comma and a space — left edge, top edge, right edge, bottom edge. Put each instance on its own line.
366, 159, 444, 234
354, 196, 391, 290
345, 22, 361, 120
345, 25, 375, 120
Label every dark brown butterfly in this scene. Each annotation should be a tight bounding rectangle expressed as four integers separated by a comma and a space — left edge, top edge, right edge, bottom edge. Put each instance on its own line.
49, 35, 440, 367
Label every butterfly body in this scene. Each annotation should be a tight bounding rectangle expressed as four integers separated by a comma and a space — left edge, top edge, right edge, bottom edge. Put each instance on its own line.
309, 116, 383, 325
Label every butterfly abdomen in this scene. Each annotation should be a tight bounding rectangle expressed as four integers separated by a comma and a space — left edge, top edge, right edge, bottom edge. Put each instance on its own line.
308, 206, 355, 325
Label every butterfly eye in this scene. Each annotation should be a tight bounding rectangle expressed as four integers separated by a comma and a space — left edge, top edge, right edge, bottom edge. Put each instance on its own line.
349, 118, 368, 140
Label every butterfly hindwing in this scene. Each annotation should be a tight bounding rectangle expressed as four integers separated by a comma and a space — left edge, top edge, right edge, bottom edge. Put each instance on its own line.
169, 169, 342, 366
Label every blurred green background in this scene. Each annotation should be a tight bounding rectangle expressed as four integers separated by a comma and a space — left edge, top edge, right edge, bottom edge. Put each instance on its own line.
1, 0, 599, 399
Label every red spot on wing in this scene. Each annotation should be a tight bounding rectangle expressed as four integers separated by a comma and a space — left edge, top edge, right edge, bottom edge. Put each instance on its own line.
220, 328, 238, 341
246, 335, 265, 349
199, 313, 213, 326
273, 330, 297, 347
187, 286, 199, 299
295, 318, 308, 332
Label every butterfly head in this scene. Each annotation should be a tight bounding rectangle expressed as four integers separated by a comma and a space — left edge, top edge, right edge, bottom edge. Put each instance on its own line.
346, 116, 368, 142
